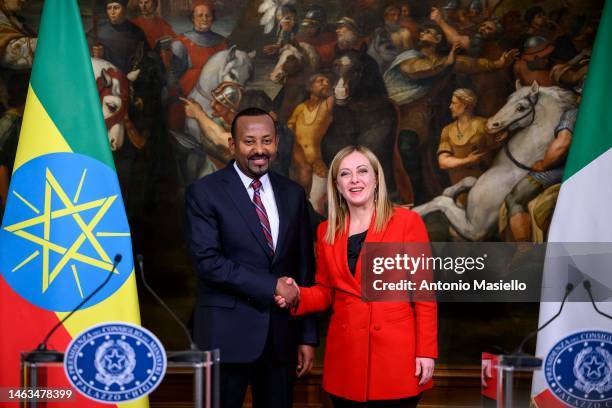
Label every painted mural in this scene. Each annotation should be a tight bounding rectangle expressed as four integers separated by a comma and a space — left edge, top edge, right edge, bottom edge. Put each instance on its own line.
0, 0, 603, 361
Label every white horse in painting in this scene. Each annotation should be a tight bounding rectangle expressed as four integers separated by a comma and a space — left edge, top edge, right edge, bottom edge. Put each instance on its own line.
184, 46, 255, 142
414, 81, 576, 241
172, 46, 255, 183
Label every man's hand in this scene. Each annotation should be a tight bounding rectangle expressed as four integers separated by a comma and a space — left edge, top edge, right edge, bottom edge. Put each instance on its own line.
498, 48, 519, 67
531, 160, 546, 172
430, 7, 443, 24
446, 42, 461, 65
297, 345, 315, 378
463, 150, 486, 166
494, 131, 509, 144
263, 44, 281, 56
415, 357, 435, 386
181, 97, 206, 120
275, 277, 299, 307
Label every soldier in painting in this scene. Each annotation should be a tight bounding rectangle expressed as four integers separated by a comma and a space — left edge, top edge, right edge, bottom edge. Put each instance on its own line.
513, 36, 555, 87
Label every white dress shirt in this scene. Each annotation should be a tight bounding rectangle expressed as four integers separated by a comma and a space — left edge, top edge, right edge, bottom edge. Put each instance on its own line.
233, 162, 280, 250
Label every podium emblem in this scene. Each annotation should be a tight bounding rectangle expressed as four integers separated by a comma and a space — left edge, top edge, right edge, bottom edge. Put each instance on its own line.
65, 322, 167, 402
544, 330, 612, 407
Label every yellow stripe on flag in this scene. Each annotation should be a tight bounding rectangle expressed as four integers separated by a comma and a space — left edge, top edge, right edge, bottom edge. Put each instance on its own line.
13, 86, 72, 172
55, 272, 141, 335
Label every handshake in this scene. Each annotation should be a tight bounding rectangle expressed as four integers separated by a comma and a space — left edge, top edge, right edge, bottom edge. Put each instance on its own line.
274, 277, 299, 309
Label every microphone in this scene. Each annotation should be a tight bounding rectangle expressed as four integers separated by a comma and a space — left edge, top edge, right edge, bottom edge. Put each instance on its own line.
515, 282, 575, 355
24, 254, 122, 363
498, 283, 576, 369
137, 254, 204, 362
583, 280, 612, 320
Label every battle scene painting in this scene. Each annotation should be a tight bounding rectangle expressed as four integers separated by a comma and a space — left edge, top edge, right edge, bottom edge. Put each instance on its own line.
0, 0, 604, 363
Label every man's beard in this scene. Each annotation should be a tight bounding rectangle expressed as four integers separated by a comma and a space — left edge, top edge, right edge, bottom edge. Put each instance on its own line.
527, 58, 550, 71
315, 87, 331, 98
338, 31, 358, 49
384, 22, 400, 32
417, 39, 436, 49
477, 29, 498, 40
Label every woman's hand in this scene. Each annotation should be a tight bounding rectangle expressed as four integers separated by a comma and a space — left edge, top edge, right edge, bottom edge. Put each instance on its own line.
274, 294, 288, 308
274, 277, 299, 308
415, 357, 435, 386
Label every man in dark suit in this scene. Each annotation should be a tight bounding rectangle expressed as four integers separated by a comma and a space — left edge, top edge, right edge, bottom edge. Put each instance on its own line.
185, 107, 318, 408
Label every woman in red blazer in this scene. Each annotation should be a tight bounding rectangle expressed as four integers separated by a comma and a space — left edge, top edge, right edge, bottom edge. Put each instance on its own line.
277, 145, 437, 407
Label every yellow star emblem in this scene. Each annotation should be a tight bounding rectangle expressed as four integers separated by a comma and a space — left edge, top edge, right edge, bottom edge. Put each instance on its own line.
3, 168, 128, 298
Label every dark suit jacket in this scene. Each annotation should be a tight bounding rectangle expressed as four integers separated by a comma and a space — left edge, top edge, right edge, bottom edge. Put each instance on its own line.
185, 164, 318, 363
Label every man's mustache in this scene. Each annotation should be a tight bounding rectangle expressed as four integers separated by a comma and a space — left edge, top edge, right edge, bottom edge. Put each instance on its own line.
249, 154, 270, 161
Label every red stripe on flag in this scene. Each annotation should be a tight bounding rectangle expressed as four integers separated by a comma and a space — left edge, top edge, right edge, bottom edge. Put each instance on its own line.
0, 275, 117, 408
532, 388, 567, 408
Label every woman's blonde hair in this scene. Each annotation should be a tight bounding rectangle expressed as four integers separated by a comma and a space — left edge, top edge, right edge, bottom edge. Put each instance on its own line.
324, 145, 394, 244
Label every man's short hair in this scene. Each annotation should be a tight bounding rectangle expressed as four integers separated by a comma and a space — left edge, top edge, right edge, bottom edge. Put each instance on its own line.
190, 0, 215, 20
308, 73, 329, 88
231, 107, 277, 139
384, 5, 400, 16
106, 0, 128, 7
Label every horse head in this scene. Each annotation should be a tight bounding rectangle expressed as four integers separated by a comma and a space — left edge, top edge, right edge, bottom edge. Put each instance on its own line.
367, 28, 399, 71
332, 53, 362, 105
92, 58, 140, 151
269, 42, 319, 83
218, 45, 255, 86
332, 50, 387, 106
486, 80, 541, 134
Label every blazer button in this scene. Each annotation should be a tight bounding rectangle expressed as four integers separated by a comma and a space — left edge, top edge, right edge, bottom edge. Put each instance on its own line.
373, 324, 381, 331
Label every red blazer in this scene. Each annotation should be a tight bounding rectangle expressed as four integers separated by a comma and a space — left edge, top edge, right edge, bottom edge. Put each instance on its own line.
296, 207, 438, 402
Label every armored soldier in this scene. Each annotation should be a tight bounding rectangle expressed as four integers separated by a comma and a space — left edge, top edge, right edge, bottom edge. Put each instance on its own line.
513, 36, 555, 86
183, 81, 244, 167
295, 5, 336, 67
171, 0, 228, 96
503, 88, 579, 241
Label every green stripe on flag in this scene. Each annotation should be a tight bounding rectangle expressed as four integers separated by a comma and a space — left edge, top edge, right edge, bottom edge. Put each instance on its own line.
563, 0, 612, 181
30, 0, 114, 169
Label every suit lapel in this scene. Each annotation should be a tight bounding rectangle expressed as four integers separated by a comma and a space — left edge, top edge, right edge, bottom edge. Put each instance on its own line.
269, 172, 288, 264
221, 165, 272, 260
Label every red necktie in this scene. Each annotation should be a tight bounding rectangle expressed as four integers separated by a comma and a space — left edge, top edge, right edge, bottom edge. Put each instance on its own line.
251, 179, 274, 255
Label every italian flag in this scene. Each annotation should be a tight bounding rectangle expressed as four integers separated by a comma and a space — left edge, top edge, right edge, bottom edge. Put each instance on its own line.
0, 1, 145, 407
531, 0, 612, 406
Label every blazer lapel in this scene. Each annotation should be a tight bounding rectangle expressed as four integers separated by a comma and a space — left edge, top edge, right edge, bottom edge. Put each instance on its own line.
221, 166, 272, 260
354, 215, 388, 285
334, 222, 362, 297
269, 172, 289, 264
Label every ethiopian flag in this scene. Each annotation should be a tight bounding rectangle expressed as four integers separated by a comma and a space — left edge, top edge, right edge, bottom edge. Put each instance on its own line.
0, 1, 144, 407
531, 1, 612, 407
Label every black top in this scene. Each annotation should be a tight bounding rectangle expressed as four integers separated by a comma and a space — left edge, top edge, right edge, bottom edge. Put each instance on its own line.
347, 230, 368, 276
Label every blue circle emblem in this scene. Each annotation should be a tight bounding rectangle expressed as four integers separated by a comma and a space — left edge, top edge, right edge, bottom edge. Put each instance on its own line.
64, 322, 167, 403
544, 330, 612, 407
0, 153, 132, 311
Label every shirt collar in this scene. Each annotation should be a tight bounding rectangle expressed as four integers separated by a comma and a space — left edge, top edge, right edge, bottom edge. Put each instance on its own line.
233, 162, 271, 192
